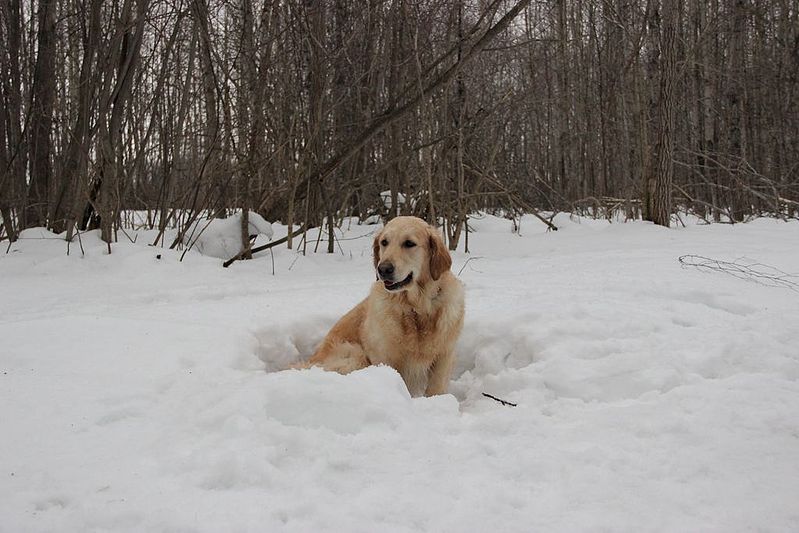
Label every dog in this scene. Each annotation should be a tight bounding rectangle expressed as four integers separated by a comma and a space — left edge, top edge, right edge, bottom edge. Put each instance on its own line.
305, 216, 465, 397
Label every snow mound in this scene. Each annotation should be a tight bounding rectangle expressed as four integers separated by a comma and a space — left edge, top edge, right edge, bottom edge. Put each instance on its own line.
17, 227, 60, 240
184, 211, 274, 259
262, 366, 413, 434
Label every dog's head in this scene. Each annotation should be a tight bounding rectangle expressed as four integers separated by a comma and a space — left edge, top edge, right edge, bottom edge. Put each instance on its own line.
372, 216, 452, 292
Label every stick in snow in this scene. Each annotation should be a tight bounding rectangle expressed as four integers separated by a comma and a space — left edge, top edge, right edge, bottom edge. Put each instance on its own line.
482, 393, 517, 407
223, 225, 306, 268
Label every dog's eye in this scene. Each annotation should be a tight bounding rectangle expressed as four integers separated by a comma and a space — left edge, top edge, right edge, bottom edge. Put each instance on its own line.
403, 240, 416, 248
380, 239, 388, 247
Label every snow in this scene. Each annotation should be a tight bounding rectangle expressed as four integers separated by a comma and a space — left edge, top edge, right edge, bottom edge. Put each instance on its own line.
2, 214, 799, 532
380, 190, 406, 209
183, 211, 274, 259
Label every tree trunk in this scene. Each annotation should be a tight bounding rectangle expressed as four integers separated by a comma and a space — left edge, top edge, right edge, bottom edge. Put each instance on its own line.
642, 1, 677, 227
55, 0, 103, 236
26, 0, 57, 229
726, 0, 748, 222
0, 0, 25, 240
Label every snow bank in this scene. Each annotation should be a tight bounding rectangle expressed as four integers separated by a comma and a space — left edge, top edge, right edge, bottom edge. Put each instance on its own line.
260, 366, 414, 434
184, 211, 274, 259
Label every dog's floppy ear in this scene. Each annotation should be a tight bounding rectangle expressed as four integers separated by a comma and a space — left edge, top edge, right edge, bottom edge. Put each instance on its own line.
373, 230, 382, 271
428, 228, 452, 281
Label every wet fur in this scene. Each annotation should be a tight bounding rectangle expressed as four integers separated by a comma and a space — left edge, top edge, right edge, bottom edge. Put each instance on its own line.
306, 216, 465, 397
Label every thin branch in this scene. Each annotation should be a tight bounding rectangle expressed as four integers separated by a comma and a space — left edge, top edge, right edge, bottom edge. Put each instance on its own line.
482, 393, 517, 407
223, 224, 306, 268
457, 256, 483, 276
679, 255, 799, 293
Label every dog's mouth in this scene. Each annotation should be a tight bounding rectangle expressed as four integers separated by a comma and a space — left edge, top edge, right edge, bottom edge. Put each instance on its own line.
382, 273, 413, 291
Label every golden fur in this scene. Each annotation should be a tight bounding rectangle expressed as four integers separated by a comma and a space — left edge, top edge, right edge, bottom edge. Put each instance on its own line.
305, 216, 465, 397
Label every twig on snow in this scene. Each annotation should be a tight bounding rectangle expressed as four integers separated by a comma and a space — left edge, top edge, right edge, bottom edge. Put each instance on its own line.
679, 254, 799, 292
482, 393, 517, 407
457, 256, 483, 276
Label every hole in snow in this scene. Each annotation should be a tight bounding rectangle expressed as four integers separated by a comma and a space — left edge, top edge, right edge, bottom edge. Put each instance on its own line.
252, 316, 334, 372
449, 319, 542, 404
250, 316, 543, 407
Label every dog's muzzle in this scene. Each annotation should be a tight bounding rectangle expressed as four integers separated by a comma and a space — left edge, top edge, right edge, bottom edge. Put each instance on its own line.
381, 272, 413, 291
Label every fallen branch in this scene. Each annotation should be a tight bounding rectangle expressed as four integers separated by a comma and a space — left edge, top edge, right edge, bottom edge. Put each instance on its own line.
223, 224, 306, 268
463, 164, 559, 232
679, 254, 799, 292
482, 392, 517, 407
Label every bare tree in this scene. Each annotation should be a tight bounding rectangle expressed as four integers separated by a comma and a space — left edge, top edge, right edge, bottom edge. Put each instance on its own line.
2, 0, 798, 255
642, 1, 678, 227
26, 0, 57, 228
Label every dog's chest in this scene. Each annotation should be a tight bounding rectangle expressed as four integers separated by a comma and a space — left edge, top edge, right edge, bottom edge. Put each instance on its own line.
397, 308, 444, 359
400, 308, 431, 335
364, 307, 442, 363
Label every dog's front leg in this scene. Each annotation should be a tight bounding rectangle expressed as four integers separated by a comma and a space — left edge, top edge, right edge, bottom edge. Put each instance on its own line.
401, 362, 430, 398
424, 351, 455, 396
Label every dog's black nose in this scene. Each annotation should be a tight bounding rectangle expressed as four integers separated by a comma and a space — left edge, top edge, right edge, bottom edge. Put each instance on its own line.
378, 262, 395, 279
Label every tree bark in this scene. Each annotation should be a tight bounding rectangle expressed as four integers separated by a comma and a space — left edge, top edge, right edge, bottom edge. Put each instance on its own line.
642, 1, 677, 227
55, 0, 103, 236
0, 0, 25, 240
26, 0, 57, 228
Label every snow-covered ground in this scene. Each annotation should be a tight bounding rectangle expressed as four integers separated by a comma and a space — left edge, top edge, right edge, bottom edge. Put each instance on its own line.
2, 214, 798, 532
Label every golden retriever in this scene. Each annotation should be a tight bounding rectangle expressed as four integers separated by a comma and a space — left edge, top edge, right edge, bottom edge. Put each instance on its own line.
305, 216, 465, 397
